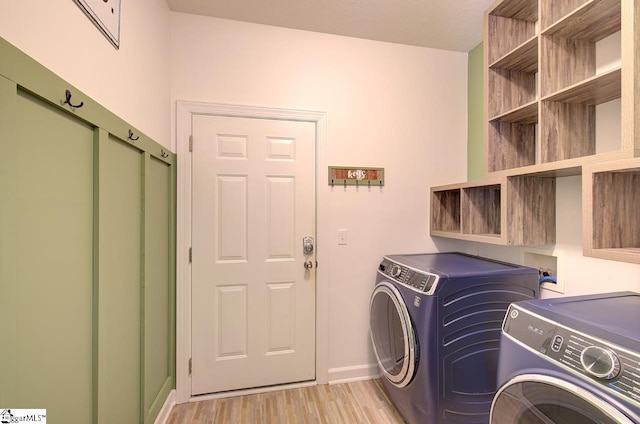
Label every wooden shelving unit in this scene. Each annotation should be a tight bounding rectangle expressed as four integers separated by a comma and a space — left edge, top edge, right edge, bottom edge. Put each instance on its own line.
485, 0, 627, 174
431, 0, 640, 261
430, 176, 555, 246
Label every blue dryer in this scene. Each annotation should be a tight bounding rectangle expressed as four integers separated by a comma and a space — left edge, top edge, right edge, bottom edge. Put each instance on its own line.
492, 292, 640, 423
369, 252, 539, 424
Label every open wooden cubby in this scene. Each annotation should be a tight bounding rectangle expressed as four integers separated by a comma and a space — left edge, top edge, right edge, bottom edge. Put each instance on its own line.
431, 180, 503, 244
584, 158, 640, 263
462, 184, 502, 237
431, 188, 461, 234
430, 176, 555, 245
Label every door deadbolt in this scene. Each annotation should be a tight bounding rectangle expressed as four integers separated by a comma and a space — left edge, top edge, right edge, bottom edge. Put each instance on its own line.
304, 260, 313, 270
303, 236, 314, 255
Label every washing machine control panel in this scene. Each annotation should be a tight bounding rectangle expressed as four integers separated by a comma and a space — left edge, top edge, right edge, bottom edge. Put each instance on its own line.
378, 259, 438, 294
503, 305, 640, 406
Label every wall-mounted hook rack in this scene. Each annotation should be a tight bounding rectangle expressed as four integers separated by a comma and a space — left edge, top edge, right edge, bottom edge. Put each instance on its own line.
328, 166, 384, 187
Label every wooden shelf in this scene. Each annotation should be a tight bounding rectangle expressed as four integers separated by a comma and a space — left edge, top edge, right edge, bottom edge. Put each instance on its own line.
542, 0, 621, 42
542, 67, 621, 105
490, 0, 538, 20
490, 36, 538, 73
489, 100, 538, 125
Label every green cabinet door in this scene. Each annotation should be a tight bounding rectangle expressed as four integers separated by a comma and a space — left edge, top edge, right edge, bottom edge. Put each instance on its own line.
0, 78, 94, 424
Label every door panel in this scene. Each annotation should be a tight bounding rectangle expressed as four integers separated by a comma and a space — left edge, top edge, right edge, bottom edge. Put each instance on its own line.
191, 115, 316, 395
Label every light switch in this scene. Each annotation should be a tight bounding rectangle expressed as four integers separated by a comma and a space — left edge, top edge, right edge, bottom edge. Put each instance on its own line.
337, 229, 348, 245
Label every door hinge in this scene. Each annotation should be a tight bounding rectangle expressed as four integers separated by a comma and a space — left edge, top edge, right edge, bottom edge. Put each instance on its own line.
189, 358, 193, 375
189, 247, 192, 263
189, 135, 193, 152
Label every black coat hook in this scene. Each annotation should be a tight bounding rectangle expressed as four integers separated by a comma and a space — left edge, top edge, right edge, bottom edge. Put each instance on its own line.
128, 129, 139, 141
160, 150, 169, 159
63, 89, 84, 108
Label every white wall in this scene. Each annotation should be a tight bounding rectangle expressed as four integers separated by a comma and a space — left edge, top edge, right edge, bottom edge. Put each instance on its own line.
0, 0, 171, 148
170, 13, 469, 381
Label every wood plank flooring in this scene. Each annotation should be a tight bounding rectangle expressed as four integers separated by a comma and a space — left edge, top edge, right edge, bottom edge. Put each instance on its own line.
167, 379, 406, 423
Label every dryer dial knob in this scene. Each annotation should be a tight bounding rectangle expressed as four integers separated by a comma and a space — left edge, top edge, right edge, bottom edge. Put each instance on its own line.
580, 345, 620, 380
390, 265, 402, 278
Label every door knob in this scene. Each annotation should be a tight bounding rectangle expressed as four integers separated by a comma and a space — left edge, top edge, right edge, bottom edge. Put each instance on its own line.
304, 260, 313, 270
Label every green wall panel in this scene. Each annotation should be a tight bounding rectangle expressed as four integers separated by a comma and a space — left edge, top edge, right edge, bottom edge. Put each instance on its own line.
0, 86, 94, 424
96, 132, 143, 424
468, 43, 485, 181
143, 156, 174, 423
0, 36, 176, 424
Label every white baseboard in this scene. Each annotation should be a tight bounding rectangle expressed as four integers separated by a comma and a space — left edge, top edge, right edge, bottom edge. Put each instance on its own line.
327, 364, 379, 385
154, 389, 176, 424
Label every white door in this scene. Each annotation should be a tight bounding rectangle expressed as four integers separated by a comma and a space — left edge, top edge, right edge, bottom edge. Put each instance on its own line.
191, 115, 316, 395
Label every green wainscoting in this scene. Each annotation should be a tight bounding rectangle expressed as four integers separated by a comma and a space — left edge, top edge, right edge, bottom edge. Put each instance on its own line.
468, 43, 484, 181
143, 155, 175, 424
0, 37, 176, 424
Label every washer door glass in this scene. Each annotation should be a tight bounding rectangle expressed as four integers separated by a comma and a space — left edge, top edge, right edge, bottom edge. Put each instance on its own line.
491, 374, 636, 424
369, 281, 417, 388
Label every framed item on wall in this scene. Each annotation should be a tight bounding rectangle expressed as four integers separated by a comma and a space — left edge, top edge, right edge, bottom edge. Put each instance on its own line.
73, 0, 121, 49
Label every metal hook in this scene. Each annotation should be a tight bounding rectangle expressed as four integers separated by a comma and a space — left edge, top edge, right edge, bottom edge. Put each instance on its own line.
63, 89, 84, 108
160, 150, 169, 159
331, 179, 334, 187
128, 129, 139, 142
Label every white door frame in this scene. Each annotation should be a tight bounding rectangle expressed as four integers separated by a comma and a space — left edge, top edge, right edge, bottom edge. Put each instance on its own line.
175, 101, 329, 403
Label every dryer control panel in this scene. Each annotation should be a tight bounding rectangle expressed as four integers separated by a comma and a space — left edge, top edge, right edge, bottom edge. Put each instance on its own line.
503, 305, 640, 406
378, 258, 438, 294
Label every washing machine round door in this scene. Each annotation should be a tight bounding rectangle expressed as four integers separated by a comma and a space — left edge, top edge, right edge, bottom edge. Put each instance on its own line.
490, 374, 636, 424
369, 281, 417, 388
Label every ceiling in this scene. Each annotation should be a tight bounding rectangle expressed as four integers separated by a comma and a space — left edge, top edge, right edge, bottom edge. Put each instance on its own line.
165, 0, 493, 53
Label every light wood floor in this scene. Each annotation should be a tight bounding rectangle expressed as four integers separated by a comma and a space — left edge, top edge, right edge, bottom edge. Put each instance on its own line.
167, 379, 406, 423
